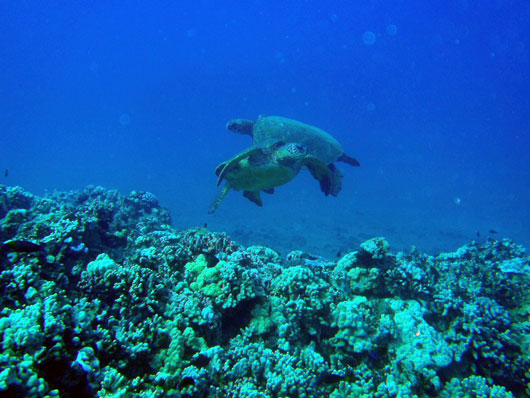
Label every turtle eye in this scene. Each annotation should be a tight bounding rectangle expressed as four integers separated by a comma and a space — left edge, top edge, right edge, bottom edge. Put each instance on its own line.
291, 144, 305, 154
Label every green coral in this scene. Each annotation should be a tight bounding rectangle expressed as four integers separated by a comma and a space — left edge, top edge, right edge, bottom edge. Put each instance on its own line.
440, 375, 514, 398
330, 296, 382, 355
1, 185, 530, 397
360, 237, 390, 260
86, 253, 119, 275
333, 251, 382, 294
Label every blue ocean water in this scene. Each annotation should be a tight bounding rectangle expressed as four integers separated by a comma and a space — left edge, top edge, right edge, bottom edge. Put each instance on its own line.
1, 0, 528, 257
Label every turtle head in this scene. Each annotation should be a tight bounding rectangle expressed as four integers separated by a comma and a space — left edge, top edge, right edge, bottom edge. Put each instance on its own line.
226, 119, 255, 136
274, 143, 307, 163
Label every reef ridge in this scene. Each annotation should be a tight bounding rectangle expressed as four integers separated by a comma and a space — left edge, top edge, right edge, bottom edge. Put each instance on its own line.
0, 184, 529, 397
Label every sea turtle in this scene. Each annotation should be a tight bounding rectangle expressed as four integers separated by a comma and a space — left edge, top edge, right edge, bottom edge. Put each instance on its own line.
208, 141, 331, 214
226, 115, 360, 196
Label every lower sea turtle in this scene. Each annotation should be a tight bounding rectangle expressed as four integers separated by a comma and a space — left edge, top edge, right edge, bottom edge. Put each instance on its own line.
226, 115, 360, 196
208, 141, 331, 214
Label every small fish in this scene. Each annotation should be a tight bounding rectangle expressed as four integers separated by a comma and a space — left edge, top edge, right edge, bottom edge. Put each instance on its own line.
489, 229, 498, 234
203, 223, 208, 228
0, 240, 45, 255
476, 231, 481, 237
3, 169, 7, 177
336, 250, 342, 258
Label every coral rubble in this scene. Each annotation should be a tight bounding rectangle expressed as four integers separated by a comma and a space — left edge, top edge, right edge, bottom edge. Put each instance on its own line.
0, 184, 529, 397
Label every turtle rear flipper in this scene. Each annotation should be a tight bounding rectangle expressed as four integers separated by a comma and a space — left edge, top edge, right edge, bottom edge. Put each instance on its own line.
226, 119, 256, 136
208, 184, 231, 214
303, 156, 332, 196
328, 164, 344, 197
243, 191, 263, 206
338, 153, 360, 167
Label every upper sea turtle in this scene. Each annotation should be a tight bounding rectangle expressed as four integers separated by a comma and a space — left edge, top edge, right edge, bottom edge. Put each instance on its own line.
226, 115, 360, 196
208, 141, 331, 214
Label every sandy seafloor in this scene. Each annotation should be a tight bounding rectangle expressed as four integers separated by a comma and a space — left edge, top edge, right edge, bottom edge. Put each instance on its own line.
158, 174, 528, 260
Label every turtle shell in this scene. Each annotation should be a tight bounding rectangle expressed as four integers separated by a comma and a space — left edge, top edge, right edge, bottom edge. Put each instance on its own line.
216, 144, 297, 192
251, 116, 344, 165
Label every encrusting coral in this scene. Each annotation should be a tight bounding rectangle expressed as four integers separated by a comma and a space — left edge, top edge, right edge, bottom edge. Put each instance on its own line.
0, 184, 529, 397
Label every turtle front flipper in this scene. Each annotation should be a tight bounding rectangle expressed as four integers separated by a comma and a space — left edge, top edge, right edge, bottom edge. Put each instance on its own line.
243, 191, 263, 207
328, 164, 344, 197
208, 184, 231, 214
302, 156, 333, 196
215, 146, 267, 186
215, 161, 229, 179
226, 119, 256, 136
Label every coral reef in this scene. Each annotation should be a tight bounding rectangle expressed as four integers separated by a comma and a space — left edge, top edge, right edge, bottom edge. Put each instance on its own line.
0, 184, 529, 397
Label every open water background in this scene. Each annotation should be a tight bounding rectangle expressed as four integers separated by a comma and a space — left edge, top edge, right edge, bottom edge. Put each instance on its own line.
1, 1, 529, 257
